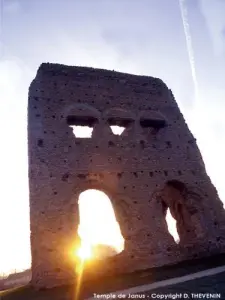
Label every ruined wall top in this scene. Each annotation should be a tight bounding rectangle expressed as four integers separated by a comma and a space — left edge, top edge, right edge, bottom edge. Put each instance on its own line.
29, 62, 183, 117
35, 63, 168, 86
28, 62, 201, 180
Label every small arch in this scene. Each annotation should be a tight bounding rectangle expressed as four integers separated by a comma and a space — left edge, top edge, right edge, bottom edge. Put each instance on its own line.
139, 110, 167, 129
103, 107, 135, 136
63, 104, 100, 138
76, 189, 125, 262
64, 103, 101, 118
104, 107, 135, 120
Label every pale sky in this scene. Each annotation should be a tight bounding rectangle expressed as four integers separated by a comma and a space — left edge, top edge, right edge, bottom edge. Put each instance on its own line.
0, 0, 225, 275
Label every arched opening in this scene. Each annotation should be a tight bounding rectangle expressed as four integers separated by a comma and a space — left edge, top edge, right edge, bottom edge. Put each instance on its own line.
76, 189, 125, 261
65, 104, 100, 138
139, 110, 167, 139
162, 180, 198, 243
67, 115, 97, 138
108, 118, 132, 136
104, 108, 134, 136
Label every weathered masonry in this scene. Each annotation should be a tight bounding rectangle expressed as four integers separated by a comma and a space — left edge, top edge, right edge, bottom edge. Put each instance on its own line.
28, 63, 225, 289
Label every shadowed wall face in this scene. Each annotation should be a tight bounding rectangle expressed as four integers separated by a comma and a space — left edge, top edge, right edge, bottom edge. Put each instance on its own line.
28, 63, 225, 289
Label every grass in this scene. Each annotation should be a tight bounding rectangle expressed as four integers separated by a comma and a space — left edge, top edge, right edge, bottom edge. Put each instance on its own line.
1, 253, 225, 300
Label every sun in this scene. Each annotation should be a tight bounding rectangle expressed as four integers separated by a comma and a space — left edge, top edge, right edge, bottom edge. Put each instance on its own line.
76, 243, 92, 260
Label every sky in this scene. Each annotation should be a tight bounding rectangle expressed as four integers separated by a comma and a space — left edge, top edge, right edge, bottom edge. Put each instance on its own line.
0, 0, 225, 275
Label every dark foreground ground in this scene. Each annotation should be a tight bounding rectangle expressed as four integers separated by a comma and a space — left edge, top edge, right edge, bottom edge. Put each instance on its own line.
1, 254, 225, 300
144, 273, 225, 299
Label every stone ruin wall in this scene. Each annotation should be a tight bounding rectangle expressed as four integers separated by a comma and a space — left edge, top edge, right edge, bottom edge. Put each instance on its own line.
28, 63, 225, 289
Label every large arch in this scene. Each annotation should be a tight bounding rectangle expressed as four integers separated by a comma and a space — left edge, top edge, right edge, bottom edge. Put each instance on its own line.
70, 181, 132, 264
76, 189, 125, 261
73, 182, 130, 234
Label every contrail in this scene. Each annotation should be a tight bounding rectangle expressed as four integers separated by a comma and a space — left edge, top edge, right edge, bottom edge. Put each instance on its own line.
179, 0, 199, 102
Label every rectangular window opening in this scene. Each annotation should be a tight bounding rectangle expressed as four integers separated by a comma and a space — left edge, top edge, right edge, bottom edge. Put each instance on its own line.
67, 115, 98, 138
107, 117, 133, 136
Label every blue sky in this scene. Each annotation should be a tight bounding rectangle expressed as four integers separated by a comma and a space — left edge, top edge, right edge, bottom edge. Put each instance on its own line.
0, 0, 224, 274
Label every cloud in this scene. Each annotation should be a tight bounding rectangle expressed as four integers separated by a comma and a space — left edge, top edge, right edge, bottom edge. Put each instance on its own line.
199, 0, 225, 56
3, 0, 21, 14
0, 56, 33, 273
187, 86, 225, 203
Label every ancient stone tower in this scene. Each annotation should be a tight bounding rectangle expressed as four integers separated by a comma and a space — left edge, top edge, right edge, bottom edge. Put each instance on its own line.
28, 63, 225, 289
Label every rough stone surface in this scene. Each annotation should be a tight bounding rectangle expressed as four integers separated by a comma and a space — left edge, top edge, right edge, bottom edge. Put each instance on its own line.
28, 63, 225, 289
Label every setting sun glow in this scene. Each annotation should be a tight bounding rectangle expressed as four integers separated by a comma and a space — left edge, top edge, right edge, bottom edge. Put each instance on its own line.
76, 189, 125, 261
76, 242, 92, 260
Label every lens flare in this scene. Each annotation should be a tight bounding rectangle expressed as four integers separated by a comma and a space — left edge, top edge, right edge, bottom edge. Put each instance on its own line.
76, 242, 92, 260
